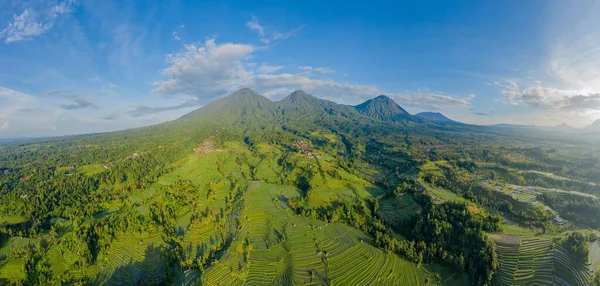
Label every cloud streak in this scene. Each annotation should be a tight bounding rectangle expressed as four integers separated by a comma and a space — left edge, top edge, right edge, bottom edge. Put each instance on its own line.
245, 16, 303, 44
60, 94, 98, 110
246, 16, 265, 37
257, 65, 284, 73
172, 23, 185, 41
296, 66, 335, 74
124, 99, 201, 117
0, 86, 61, 136
0, 0, 77, 43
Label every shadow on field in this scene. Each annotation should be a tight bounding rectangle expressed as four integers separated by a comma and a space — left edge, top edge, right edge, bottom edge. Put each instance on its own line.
0, 235, 7, 252
366, 186, 386, 197
97, 244, 167, 285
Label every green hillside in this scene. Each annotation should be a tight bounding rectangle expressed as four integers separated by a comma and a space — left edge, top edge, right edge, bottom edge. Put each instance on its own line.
1, 88, 600, 285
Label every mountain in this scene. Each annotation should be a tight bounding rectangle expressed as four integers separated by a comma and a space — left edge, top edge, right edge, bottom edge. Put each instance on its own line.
180, 88, 276, 123
0, 138, 36, 145
489, 123, 538, 129
279, 90, 341, 114
354, 95, 410, 122
489, 123, 579, 134
415, 112, 457, 123
552, 123, 577, 133
278, 90, 320, 107
0, 87, 597, 285
585, 120, 600, 132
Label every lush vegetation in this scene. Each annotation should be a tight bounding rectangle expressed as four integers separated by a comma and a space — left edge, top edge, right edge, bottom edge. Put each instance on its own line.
1, 88, 599, 285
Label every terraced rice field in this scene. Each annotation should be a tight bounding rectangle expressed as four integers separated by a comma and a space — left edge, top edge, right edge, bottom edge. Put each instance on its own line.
554, 244, 591, 286
0, 237, 37, 282
0, 143, 471, 285
0, 258, 25, 282
199, 181, 460, 285
431, 264, 471, 286
427, 186, 463, 204
378, 194, 421, 230
491, 234, 591, 286
97, 232, 166, 284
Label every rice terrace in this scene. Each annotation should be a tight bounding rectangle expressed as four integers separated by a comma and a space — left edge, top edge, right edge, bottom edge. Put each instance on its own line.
3, 1, 600, 285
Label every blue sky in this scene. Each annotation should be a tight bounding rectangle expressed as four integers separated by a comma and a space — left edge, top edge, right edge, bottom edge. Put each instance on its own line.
1, 0, 600, 137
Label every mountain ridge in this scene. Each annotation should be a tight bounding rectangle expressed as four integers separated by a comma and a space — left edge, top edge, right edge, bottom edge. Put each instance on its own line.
179, 88, 415, 126
415, 112, 457, 123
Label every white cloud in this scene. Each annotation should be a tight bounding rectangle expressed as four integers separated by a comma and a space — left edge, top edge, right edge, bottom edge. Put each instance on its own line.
257, 65, 284, 73
152, 39, 473, 111
172, 23, 185, 41
152, 39, 255, 98
123, 98, 201, 117
0, 86, 171, 137
253, 73, 473, 109
495, 79, 596, 108
246, 16, 265, 37
546, 3, 600, 92
296, 66, 334, 74
0, 86, 36, 117
245, 16, 303, 44
0, 0, 76, 43
267, 25, 304, 43
494, 79, 600, 126
0, 86, 61, 137
492, 3, 600, 126
0, 9, 50, 43
60, 94, 98, 110
394, 90, 474, 110
314, 67, 335, 74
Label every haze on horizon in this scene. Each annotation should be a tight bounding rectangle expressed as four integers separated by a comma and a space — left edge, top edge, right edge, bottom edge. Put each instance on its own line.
2, 0, 600, 138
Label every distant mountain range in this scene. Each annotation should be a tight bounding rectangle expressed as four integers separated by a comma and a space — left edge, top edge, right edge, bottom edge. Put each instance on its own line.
488, 121, 600, 134
585, 120, 600, 132
3, 88, 600, 142
415, 112, 458, 123
180, 88, 472, 129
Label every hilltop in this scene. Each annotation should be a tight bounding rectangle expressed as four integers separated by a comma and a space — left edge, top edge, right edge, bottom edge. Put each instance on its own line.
353, 95, 411, 122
